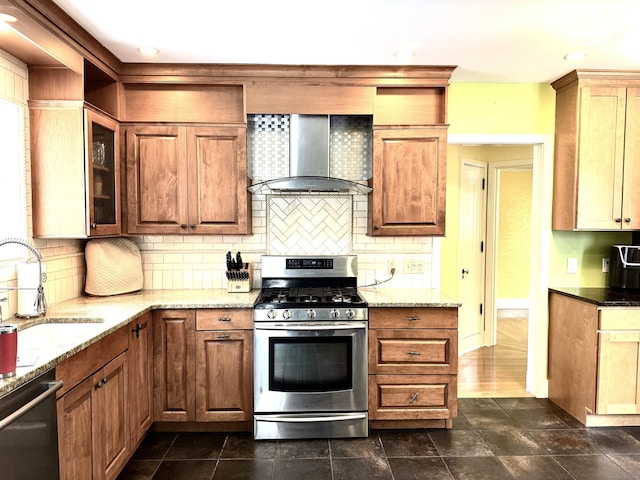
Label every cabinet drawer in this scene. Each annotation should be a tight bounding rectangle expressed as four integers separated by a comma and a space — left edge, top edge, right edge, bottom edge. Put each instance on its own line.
56, 324, 128, 397
599, 308, 640, 330
369, 329, 457, 374
369, 308, 457, 329
196, 309, 253, 330
368, 374, 456, 420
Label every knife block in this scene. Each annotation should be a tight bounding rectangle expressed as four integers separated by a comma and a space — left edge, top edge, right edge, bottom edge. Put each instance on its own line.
227, 264, 252, 293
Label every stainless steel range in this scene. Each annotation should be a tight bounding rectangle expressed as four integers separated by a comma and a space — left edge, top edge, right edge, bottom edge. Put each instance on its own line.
253, 255, 368, 440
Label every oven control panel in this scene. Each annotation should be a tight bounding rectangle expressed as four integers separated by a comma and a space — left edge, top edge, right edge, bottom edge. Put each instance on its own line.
254, 307, 368, 322
286, 258, 333, 269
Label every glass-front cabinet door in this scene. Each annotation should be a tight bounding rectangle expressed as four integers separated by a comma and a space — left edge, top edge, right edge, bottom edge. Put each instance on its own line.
86, 109, 120, 236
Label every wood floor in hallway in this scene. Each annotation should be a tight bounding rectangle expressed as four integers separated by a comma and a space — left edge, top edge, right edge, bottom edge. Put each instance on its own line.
458, 310, 530, 398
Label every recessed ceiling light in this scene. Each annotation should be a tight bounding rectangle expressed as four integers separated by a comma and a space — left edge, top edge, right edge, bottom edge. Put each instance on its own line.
563, 52, 585, 61
0, 13, 17, 23
138, 46, 159, 56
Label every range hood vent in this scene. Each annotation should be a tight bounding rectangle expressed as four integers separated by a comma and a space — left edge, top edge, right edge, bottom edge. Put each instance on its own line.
247, 114, 372, 195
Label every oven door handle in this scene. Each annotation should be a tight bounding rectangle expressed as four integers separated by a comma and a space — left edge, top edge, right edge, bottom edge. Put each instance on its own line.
0, 380, 63, 431
254, 413, 367, 423
254, 321, 367, 331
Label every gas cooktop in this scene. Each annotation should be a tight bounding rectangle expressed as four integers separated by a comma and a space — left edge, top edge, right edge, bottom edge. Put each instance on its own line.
254, 286, 366, 310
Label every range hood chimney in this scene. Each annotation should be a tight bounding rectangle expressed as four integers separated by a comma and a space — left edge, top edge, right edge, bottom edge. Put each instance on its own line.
247, 114, 372, 195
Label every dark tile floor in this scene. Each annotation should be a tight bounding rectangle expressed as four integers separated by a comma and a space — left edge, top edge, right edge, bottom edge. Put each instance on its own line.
117, 398, 640, 480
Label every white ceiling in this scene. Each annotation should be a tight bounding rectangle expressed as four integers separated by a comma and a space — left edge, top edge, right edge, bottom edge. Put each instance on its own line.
52, 0, 640, 83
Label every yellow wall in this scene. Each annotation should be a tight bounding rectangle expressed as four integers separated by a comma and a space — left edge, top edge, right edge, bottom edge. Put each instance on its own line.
443, 82, 627, 297
498, 170, 532, 298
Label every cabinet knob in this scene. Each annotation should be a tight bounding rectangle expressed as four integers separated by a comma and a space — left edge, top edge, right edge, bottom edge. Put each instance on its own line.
180, 224, 188, 229
374, 225, 381, 230
91, 223, 97, 229
407, 316, 421, 322
189, 224, 195, 229
615, 218, 622, 223
625, 218, 632, 223
409, 392, 419, 404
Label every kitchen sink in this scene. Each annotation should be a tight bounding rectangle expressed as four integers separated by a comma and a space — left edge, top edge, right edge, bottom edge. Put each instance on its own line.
18, 322, 101, 351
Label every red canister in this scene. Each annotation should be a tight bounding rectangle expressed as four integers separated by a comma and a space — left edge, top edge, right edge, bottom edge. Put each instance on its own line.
0, 324, 18, 378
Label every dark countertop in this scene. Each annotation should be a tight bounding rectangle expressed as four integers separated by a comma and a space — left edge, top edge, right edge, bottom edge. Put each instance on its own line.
549, 287, 640, 306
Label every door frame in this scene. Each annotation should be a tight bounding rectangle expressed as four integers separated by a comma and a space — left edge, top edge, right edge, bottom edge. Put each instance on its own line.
449, 134, 553, 398
486, 159, 533, 346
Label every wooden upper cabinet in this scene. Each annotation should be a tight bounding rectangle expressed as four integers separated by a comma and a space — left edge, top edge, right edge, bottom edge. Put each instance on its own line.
374, 87, 447, 126
122, 84, 244, 123
368, 127, 447, 235
552, 71, 640, 230
30, 104, 120, 237
125, 125, 250, 235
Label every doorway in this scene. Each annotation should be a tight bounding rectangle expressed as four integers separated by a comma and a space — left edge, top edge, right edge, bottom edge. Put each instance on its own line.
447, 134, 553, 399
458, 150, 533, 397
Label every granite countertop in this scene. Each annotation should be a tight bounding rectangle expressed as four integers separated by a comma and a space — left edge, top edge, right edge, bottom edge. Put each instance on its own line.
550, 287, 640, 307
0, 289, 258, 398
360, 287, 461, 308
0, 287, 459, 398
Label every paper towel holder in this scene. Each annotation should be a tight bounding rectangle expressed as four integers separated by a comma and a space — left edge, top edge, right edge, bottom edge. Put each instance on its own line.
0, 237, 47, 318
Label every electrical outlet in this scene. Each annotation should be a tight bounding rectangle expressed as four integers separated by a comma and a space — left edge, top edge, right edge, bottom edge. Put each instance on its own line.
404, 260, 425, 274
603, 257, 610, 273
567, 257, 578, 274
388, 260, 397, 274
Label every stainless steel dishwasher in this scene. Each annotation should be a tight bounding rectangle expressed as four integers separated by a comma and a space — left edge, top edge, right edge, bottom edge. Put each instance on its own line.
0, 369, 62, 479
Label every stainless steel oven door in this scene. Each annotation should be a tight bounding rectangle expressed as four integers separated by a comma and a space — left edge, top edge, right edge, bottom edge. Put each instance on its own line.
253, 321, 368, 414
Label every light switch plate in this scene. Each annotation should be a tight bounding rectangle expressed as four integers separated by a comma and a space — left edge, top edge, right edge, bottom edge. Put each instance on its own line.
567, 257, 578, 274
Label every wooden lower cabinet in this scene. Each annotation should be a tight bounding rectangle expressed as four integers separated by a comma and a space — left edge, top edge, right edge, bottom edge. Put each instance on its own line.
368, 307, 458, 428
128, 312, 153, 448
549, 291, 640, 426
57, 349, 129, 480
152, 309, 196, 422
195, 329, 252, 422
152, 308, 253, 429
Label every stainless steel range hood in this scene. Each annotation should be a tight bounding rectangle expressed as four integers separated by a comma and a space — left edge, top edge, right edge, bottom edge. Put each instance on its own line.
247, 114, 372, 195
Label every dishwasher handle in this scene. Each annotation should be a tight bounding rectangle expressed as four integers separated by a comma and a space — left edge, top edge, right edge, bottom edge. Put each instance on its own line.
0, 380, 63, 431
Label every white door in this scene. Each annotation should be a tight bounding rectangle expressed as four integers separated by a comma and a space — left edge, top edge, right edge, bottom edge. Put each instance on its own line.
458, 159, 487, 354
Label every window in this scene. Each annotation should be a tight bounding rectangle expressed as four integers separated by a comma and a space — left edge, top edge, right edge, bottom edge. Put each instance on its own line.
0, 97, 28, 260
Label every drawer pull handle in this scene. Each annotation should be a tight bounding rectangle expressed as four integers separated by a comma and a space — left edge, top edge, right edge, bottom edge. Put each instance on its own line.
408, 351, 421, 356
408, 316, 422, 322
409, 392, 419, 404
218, 317, 231, 322
217, 333, 230, 339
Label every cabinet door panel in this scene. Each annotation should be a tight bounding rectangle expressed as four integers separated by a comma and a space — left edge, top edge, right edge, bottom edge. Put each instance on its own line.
188, 126, 249, 234
195, 330, 252, 422
94, 352, 129, 480
597, 331, 640, 414
126, 126, 188, 234
129, 313, 153, 448
153, 310, 196, 422
576, 87, 626, 229
57, 377, 94, 480
369, 128, 446, 235
622, 87, 640, 229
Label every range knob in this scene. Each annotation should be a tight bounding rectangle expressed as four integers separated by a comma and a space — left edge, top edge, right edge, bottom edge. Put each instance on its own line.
306, 309, 316, 319
267, 309, 277, 319
282, 309, 291, 319
330, 309, 340, 319
345, 309, 355, 319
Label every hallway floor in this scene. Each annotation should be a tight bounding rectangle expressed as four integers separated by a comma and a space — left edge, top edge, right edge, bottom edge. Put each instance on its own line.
118, 397, 640, 480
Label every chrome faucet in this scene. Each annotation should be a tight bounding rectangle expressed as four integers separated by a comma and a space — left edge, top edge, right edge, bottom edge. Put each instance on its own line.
0, 237, 47, 316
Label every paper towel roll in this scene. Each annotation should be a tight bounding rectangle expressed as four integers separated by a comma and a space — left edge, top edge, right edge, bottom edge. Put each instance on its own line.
17, 262, 46, 317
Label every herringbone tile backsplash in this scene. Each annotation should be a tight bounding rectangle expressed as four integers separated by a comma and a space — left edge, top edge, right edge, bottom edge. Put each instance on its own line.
268, 196, 352, 255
